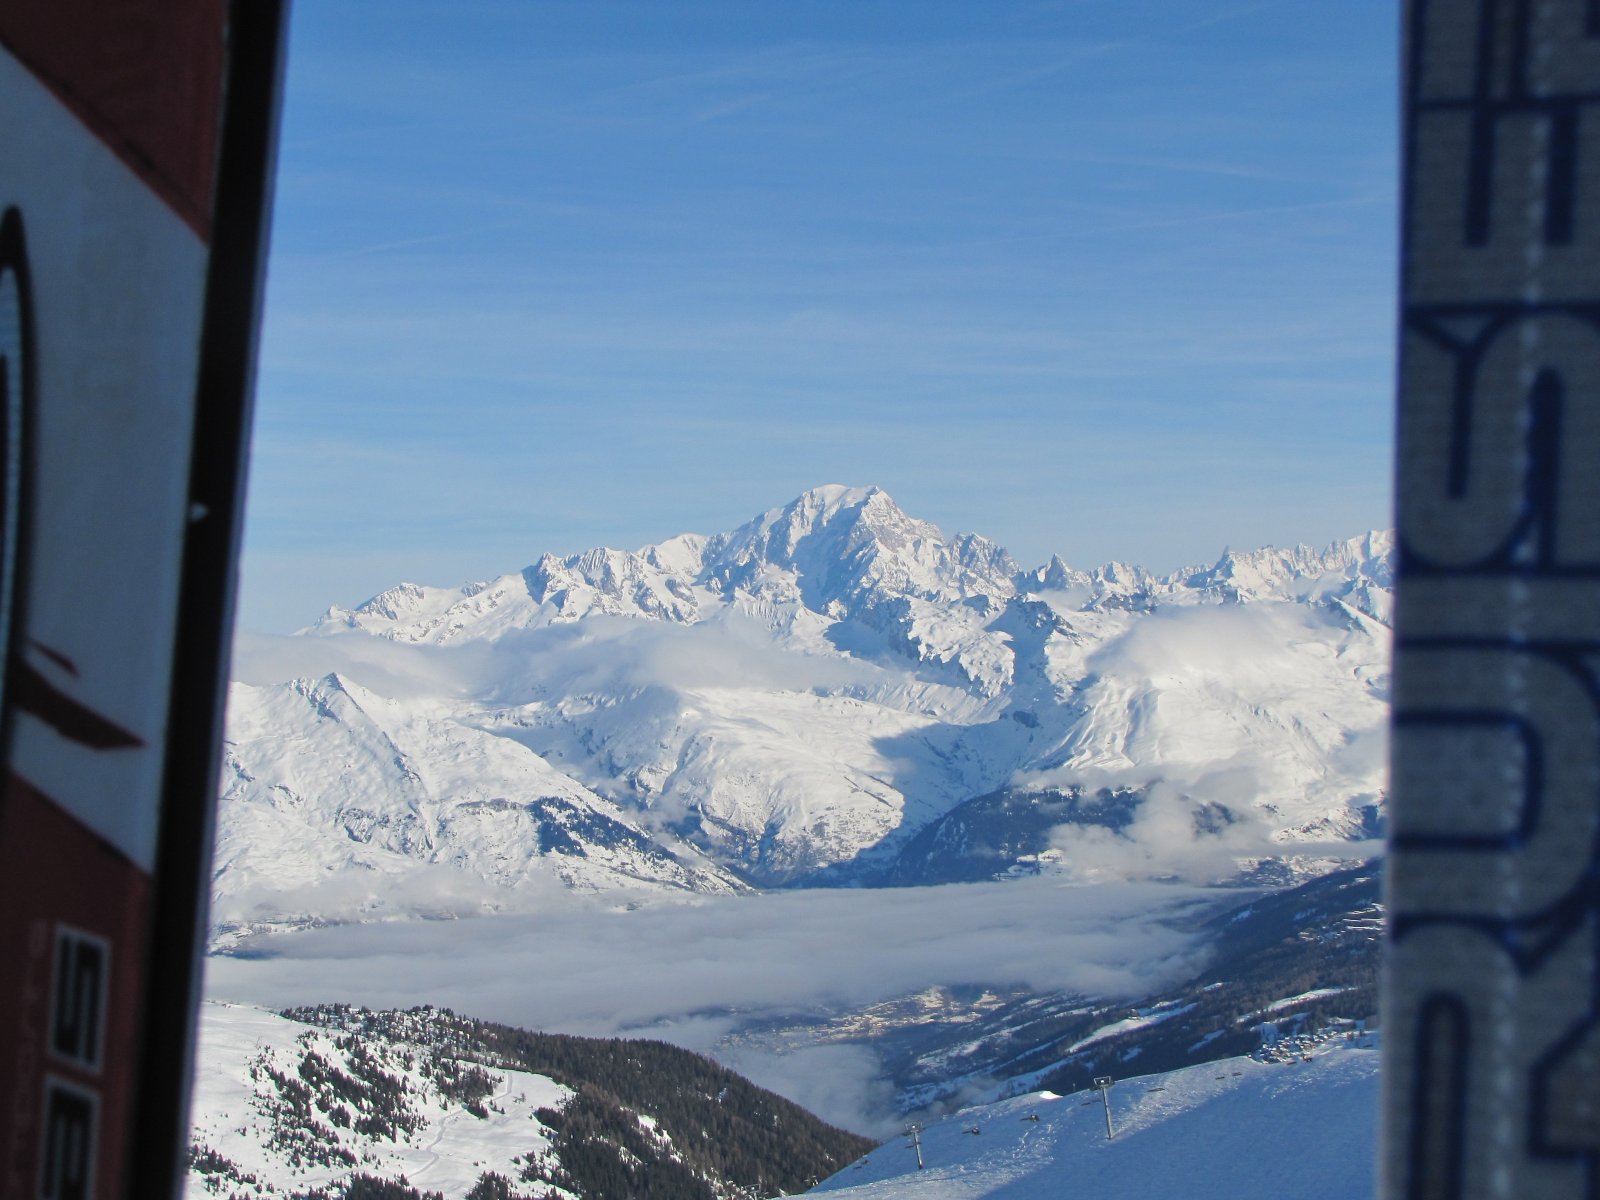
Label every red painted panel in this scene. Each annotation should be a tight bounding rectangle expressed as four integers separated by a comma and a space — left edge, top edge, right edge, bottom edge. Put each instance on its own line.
0, 776, 149, 1200
0, 2, 225, 237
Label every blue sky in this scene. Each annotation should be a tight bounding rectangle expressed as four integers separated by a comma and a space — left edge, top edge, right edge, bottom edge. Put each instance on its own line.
240, 0, 1398, 633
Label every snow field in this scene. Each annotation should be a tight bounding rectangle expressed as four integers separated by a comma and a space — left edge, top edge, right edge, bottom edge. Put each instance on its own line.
810, 1040, 1380, 1199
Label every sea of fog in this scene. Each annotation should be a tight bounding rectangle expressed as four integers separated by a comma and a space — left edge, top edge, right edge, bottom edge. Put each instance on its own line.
203, 878, 1225, 1134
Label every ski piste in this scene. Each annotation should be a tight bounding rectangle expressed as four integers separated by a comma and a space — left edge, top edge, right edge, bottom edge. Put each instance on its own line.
0, 4, 285, 1199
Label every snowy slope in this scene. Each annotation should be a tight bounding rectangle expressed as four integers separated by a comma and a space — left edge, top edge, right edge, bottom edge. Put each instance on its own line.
186, 1003, 575, 1200
216, 672, 740, 941
809, 1039, 1379, 1199
186, 1002, 875, 1200
223, 485, 1391, 910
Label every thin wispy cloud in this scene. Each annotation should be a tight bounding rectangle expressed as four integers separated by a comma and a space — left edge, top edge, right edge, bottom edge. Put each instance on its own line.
1176, 1, 1294, 34
691, 91, 774, 123
325, 218, 531, 260
1037, 153, 1286, 181
1071, 193, 1386, 238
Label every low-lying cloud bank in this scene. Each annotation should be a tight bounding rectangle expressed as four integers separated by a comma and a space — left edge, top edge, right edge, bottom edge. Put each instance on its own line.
233, 613, 892, 704
205, 878, 1218, 1133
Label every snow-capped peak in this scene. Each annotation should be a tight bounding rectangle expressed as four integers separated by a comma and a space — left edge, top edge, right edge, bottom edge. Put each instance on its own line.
703, 484, 1018, 614
1185, 532, 1393, 597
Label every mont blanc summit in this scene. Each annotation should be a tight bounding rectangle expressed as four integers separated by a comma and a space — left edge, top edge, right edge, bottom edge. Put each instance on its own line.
220, 487, 1391, 935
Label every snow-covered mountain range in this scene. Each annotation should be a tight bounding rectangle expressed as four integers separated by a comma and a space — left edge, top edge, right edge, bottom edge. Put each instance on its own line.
219, 486, 1391, 937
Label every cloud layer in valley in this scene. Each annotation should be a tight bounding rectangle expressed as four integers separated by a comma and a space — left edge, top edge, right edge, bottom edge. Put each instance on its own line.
205, 878, 1217, 1133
